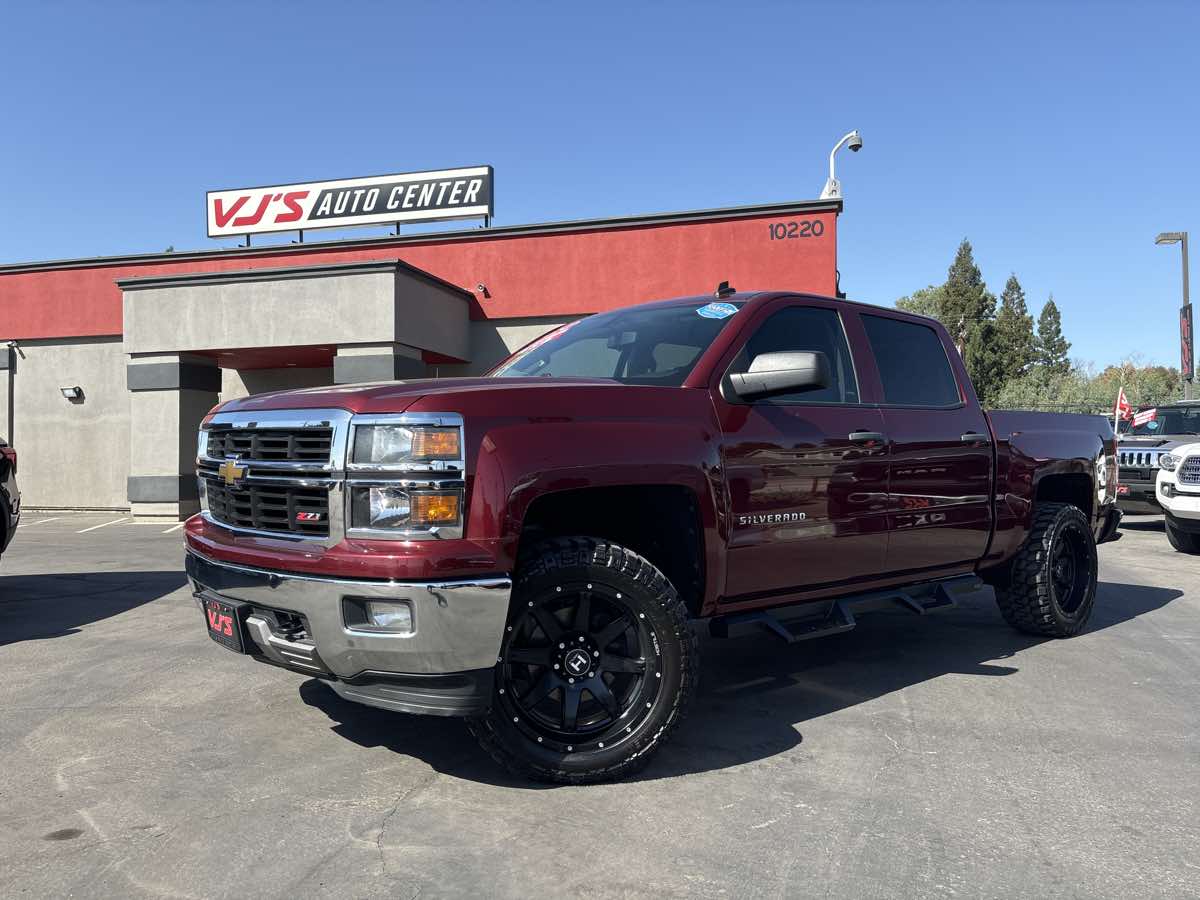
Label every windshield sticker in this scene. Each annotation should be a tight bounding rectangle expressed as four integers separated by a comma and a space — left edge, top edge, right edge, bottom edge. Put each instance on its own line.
1146, 420, 1160, 431
696, 302, 738, 319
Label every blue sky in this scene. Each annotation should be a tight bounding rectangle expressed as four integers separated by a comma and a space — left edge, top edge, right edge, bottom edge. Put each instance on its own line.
2, 1, 1195, 369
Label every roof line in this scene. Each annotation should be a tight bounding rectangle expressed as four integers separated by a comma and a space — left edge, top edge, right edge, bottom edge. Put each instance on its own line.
0, 198, 842, 274
116, 257, 474, 299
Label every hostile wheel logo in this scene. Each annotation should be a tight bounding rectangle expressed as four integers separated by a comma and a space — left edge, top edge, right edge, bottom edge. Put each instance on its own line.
563, 648, 591, 676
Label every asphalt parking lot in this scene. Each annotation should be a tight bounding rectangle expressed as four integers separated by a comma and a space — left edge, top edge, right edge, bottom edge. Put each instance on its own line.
1, 514, 1198, 899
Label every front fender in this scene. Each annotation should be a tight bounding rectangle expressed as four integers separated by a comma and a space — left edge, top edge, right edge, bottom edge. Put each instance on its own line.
466, 415, 725, 596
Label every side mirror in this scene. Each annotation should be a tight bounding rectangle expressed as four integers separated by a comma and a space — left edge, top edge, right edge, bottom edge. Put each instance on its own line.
730, 351, 830, 401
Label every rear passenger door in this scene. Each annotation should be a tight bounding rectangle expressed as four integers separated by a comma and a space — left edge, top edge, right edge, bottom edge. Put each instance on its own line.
858, 313, 994, 574
714, 300, 891, 602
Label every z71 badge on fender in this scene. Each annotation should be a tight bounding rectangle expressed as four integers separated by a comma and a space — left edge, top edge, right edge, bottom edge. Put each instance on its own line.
738, 512, 807, 526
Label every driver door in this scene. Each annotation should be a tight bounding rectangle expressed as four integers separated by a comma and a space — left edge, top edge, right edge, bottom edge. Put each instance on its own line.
714, 300, 891, 603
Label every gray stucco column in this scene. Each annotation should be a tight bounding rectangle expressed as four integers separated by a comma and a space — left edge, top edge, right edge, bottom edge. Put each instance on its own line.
334, 343, 428, 384
127, 353, 219, 520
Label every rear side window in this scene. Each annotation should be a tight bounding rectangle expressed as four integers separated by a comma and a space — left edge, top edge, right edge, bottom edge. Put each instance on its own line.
728, 305, 859, 404
862, 314, 961, 407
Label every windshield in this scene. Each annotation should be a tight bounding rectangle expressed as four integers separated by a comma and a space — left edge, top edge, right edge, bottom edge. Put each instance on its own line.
490, 301, 744, 386
1126, 406, 1200, 436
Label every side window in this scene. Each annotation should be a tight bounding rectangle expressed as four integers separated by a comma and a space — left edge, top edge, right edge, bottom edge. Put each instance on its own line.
861, 314, 961, 407
727, 306, 859, 404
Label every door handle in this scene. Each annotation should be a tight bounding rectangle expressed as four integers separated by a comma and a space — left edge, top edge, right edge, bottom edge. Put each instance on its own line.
848, 431, 887, 444
960, 432, 991, 444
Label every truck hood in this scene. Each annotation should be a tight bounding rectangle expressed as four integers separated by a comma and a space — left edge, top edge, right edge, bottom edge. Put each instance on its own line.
214, 376, 629, 415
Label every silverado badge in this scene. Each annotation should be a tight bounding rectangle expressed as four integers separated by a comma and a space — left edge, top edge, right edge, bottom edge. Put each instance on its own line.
217, 457, 248, 487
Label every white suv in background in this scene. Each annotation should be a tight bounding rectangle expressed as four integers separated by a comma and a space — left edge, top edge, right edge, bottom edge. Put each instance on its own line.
1157, 442, 1200, 553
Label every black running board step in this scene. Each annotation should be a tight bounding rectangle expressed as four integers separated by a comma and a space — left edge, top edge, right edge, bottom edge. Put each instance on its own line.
709, 576, 993, 643
709, 600, 857, 644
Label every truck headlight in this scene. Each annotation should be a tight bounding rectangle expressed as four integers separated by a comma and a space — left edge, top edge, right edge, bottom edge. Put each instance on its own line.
350, 486, 461, 532
197, 428, 209, 459
352, 425, 460, 466
1160, 453, 1179, 472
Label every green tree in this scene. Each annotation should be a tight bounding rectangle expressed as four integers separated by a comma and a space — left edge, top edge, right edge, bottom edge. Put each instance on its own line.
941, 240, 996, 352
994, 274, 1036, 382
937, 240, 1001, 401
896, 284, 946, 320
1035, 295, 1071, 376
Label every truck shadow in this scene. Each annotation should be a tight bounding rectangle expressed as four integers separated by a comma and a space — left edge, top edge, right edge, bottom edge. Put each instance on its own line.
299, 579, 1182, 787
0, 571, 188, 646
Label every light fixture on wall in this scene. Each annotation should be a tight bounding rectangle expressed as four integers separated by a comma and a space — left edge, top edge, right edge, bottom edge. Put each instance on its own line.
60, 386, 84, 401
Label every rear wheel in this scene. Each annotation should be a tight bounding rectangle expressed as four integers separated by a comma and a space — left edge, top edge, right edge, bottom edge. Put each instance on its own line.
995, 502, 1097, 637
1165, 516, 1200, 554
469, 537, 697, 783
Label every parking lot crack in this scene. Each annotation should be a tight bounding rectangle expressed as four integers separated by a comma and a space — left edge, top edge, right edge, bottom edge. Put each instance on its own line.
375, 770, 441, 875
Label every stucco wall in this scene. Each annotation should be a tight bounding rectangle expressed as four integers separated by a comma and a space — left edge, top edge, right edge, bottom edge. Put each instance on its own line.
5, 337, 129, 509
221, 366, 334, 401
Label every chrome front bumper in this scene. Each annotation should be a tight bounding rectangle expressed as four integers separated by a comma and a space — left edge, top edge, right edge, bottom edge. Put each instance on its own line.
186, 551, 511, 715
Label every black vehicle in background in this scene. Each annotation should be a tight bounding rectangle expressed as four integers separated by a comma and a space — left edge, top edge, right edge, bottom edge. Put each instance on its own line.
1117, 401, 1200, 514
0, 438, 18, 561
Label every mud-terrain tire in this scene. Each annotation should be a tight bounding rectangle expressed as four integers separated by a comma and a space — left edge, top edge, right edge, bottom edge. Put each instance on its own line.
995, 502, 1097, 637
468, 537, 698, 784
1165, 516, 1200, 554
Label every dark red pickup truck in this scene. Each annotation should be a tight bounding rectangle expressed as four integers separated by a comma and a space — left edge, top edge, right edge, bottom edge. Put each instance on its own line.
186, 289, 1121, 782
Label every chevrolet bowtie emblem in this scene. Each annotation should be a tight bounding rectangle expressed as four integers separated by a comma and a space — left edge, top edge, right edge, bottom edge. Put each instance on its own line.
217, 458, 248, 487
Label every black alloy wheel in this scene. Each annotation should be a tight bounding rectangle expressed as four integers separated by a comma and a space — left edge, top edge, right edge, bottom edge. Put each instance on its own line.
994, 502, 1098, 637
498, 580, 659, 753
1048, 524, 1089, 614
468, 537, 697, 783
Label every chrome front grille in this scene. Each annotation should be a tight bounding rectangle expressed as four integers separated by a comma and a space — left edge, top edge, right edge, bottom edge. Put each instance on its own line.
1118, 448, 1164, 470
206, 427, 333, 462
1179, 456, 1200, 486
198, 409, 350, 545
203, 478, 330, 536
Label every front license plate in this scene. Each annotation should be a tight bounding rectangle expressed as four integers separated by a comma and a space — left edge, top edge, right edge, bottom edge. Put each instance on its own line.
203, 596, 245, 653
1117, 484, 1130, 496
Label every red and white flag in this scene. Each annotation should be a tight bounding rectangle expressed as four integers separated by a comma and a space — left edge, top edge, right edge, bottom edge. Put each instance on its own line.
1132, 407, 1157, 427
1115, 387, 1133, 421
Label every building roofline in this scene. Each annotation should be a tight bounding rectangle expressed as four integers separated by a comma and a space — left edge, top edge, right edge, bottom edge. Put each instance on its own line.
0, 198, 842, 275
116, 258, 474, 299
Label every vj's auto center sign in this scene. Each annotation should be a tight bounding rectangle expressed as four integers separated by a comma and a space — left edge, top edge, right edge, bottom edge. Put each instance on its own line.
206, 166, 493, 238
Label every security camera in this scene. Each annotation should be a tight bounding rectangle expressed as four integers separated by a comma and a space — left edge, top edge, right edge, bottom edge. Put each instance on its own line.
820, 130, 864, 199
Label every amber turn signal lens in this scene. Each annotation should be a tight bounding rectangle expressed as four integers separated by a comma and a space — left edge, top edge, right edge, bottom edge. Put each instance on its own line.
411, 492, 460, 526
411, 427, 461, 460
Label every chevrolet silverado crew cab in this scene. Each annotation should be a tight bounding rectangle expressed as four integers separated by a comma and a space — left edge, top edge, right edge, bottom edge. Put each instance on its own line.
1156, 442, 1200, 552
186, 289, 1121, 783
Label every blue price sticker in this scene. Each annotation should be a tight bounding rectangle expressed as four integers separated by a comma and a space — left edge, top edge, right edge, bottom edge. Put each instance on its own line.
696, 302, 738, 320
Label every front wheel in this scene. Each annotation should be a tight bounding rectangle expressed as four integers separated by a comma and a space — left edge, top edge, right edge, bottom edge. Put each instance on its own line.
1165, 516, 1200, 554
995, 502, 1098, 637
468, 537, 698, 784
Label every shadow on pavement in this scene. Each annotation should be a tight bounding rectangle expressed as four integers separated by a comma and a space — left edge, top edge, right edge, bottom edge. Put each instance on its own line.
1119, 518, 1165, 532
0, 571, 187, 646
299, 580, 1183, 786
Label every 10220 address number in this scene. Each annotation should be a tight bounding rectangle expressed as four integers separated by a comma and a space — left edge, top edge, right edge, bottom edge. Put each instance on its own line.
768, 220, 825, 240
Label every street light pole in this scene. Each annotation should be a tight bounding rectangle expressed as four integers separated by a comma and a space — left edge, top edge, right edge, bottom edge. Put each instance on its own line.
1156, 231, 1192, 400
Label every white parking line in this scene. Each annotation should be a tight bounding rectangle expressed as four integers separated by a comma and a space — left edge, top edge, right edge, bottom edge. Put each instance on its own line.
24, 517, 62, 526
162, 523, 185, 534
76, 518, 128, 533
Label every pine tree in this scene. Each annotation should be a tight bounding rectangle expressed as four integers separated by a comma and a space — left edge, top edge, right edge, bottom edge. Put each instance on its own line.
939, 240, 1000, 400
941, 240, 996, 354
1036, 295, 1071, 376
994, 274, 1036, 382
